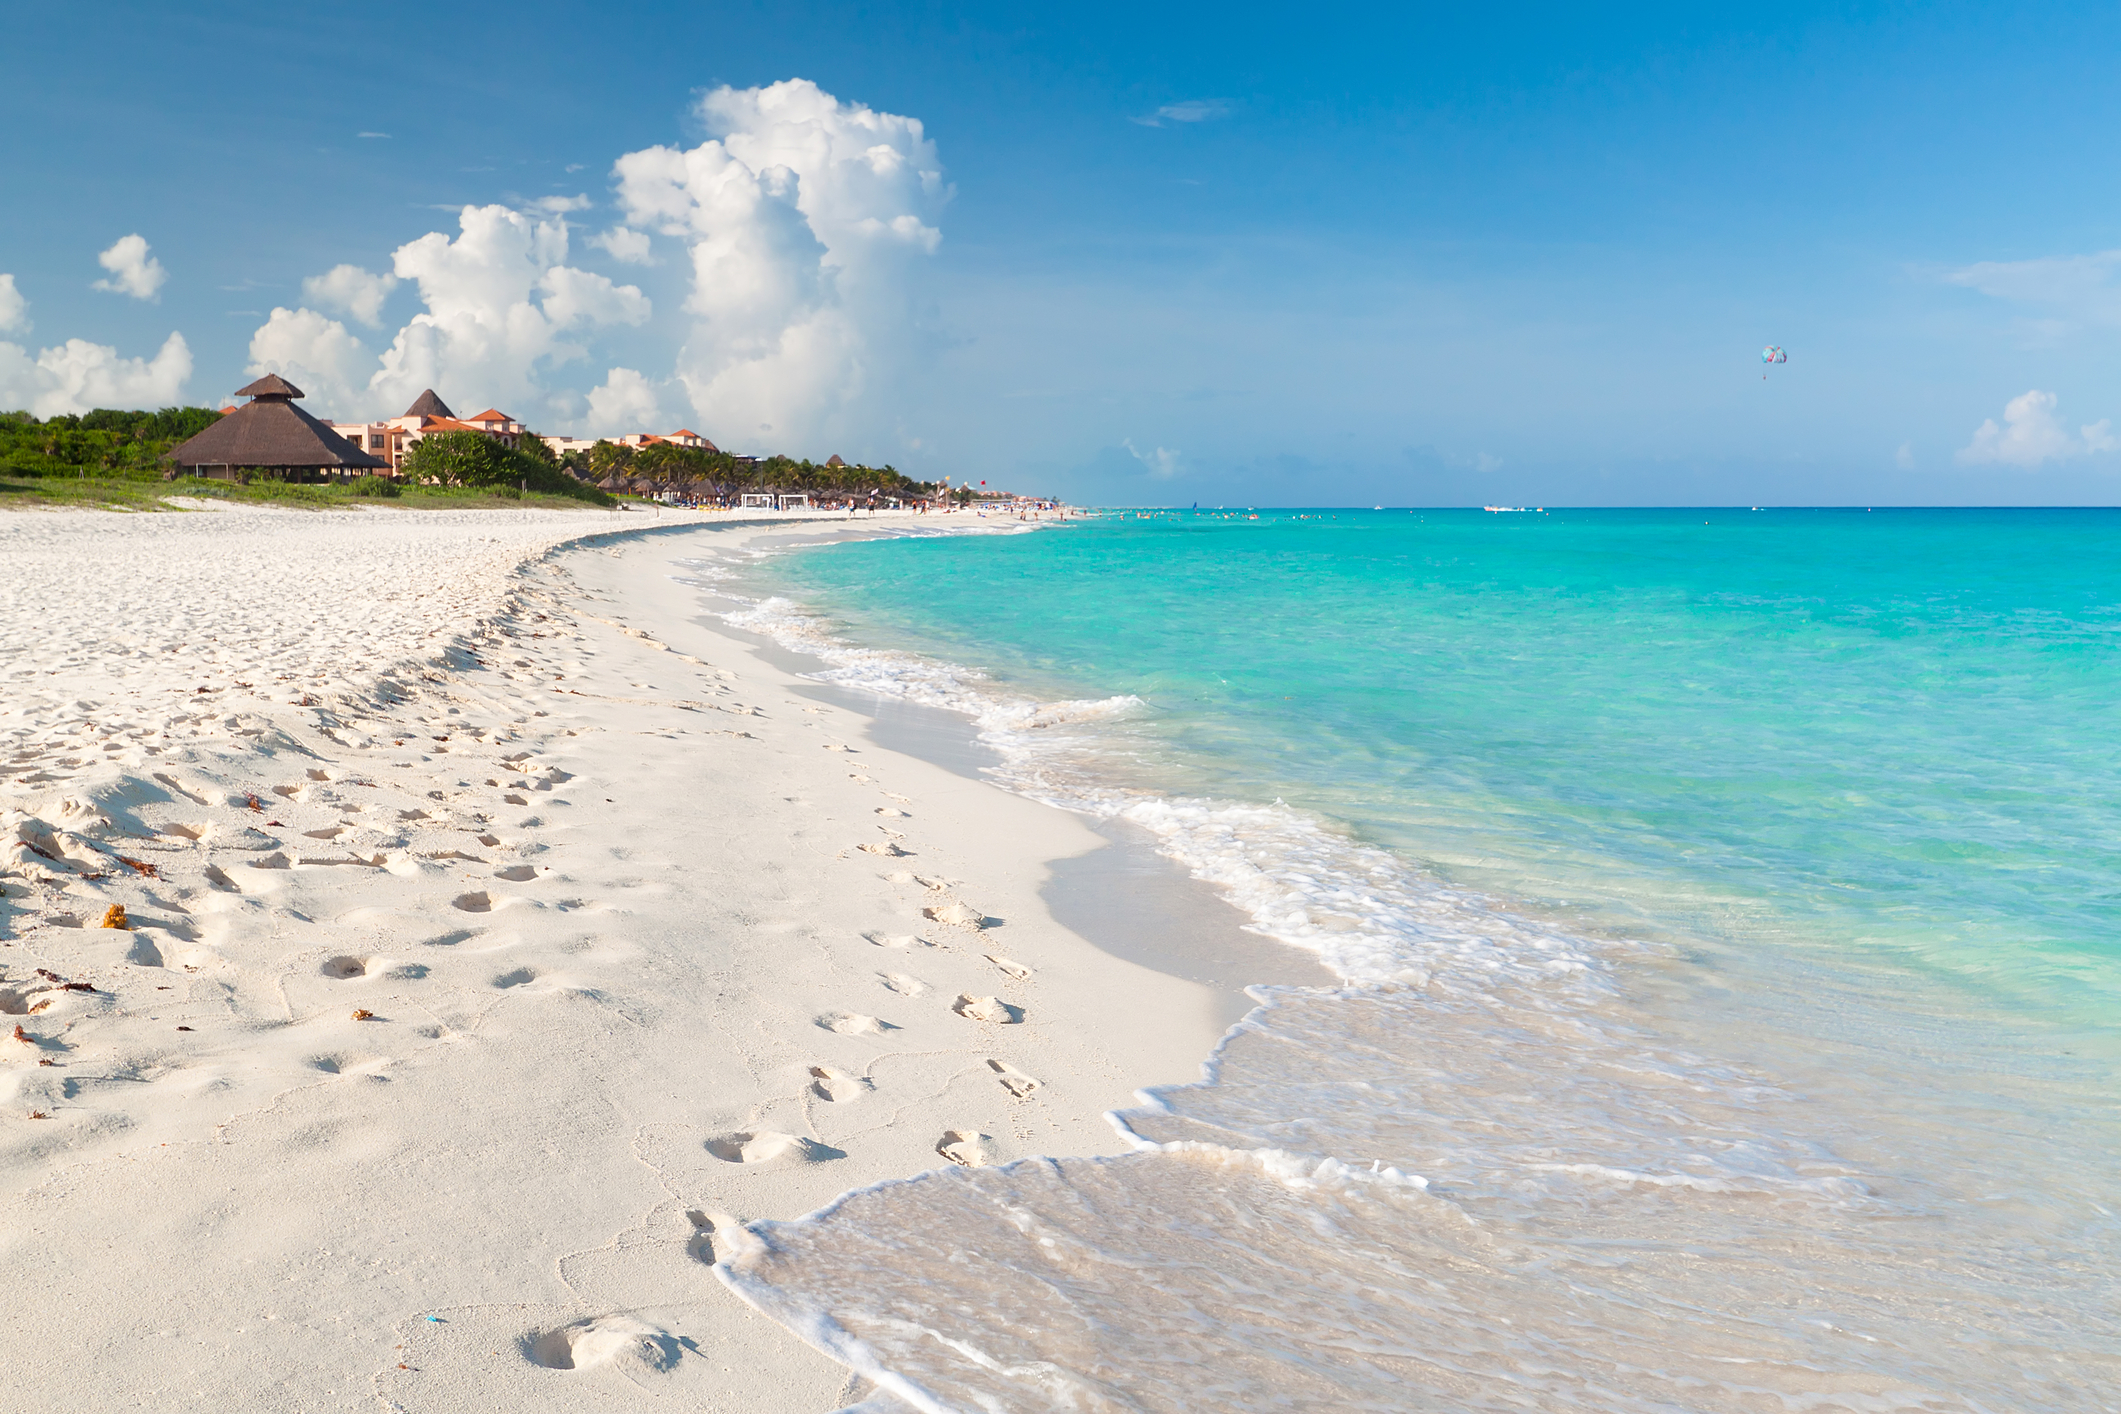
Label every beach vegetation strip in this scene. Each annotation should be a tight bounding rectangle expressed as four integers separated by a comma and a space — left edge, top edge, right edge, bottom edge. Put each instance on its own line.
1, 405, 616, 511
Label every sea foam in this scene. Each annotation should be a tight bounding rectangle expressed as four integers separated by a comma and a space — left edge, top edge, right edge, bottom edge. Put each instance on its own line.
682, 538, 2121, 1413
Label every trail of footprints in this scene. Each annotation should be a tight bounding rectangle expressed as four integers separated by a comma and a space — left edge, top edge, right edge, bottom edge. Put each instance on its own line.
0, 586, 640, 1155
694, 764, 1047, 1184
3, 547, 1051, 1385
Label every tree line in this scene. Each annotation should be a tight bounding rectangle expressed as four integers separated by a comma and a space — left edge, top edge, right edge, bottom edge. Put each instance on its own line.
0, 407, 224, 478
1, 406, 968, 508
399, 430, 612, 505
566, 439, 940, 504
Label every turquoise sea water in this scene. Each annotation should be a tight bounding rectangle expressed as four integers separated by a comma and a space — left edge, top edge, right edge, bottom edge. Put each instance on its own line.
701, 509, 2121, 1413
762, 507, 2121, 1037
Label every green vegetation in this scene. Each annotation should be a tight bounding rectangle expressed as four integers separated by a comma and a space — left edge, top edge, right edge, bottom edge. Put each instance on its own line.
0, 405, 978, 512
402, 429, 613, 506
0, 474, 624, 513
570, 440, 936, 504
0, 406, 225, 479
0, 406, 615, 512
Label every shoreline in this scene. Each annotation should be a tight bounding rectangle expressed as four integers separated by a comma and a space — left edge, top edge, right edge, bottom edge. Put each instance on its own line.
0, 504, 1308, 1410
686, 555, 1340, 1027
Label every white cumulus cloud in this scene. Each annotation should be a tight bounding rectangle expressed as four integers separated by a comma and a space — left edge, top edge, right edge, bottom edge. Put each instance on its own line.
0, 274, 26, 334
1958, 390, 2116, 468
247, 308, 372, 407
608, 77, 949, 447
1124, 438, 1182, 478
585, 367, 664, 435
302, 264, 399, 327
0, 332, 191, 417
589, 226, 655, 265
92, 234, 168, 301
224, 78, 943, 450
249, 204, 651, 421
370, 205, 650, 416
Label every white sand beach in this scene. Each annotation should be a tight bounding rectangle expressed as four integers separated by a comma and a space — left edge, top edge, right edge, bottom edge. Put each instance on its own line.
0, 503, 1266, 1410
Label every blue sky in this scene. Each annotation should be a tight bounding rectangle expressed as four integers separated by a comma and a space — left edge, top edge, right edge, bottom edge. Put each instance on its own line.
4, 0, 2119, 504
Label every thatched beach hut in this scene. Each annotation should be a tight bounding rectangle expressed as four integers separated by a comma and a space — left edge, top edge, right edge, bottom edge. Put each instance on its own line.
166, 375, 385, 482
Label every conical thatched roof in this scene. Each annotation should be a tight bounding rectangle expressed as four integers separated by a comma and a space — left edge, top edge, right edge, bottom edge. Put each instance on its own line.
235, 373, 305, 400
825, 454, 846, 468
167, 403, 384, 471
402, 389, 453, 418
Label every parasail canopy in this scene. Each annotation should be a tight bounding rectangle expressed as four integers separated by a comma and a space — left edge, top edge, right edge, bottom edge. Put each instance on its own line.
1761, 345, 1788, 364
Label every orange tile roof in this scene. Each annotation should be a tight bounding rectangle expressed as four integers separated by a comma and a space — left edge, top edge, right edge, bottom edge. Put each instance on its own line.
467, 408, 513, 423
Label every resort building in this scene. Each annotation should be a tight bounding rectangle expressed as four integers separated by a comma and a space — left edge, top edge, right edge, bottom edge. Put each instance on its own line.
539, 428, 720, 457
166, 374, 387, 481
328, 391, 524, 475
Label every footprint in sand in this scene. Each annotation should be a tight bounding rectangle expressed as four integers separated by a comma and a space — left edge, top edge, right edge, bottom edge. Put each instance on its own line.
319, 955, 380, 979
816, 1010, 895, 1035
856, 841, 910, 857
988, 1059, 1041, 1098
925, 901, 986, 929
451, 891, 492, 913
936, 1130, 994, 1167
524, 1316, 682, 1373
862, 932, 930, 950
984, 955, 1032, 981
492, 967, 537, 989
952, 994, 1022, 1024
684, 1210, 724, 1264
874, 807, 909, 818
704, 1130, 843, 1164
808, 1065, 870, 1102
492, 865, 541, 882
876, 972, 926, 996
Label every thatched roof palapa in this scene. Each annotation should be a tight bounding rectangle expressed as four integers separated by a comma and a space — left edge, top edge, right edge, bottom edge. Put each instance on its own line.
167, 375, 386, 473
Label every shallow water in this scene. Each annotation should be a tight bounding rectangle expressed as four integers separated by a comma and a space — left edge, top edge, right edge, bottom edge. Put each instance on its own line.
689, 510, 2121, 1412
